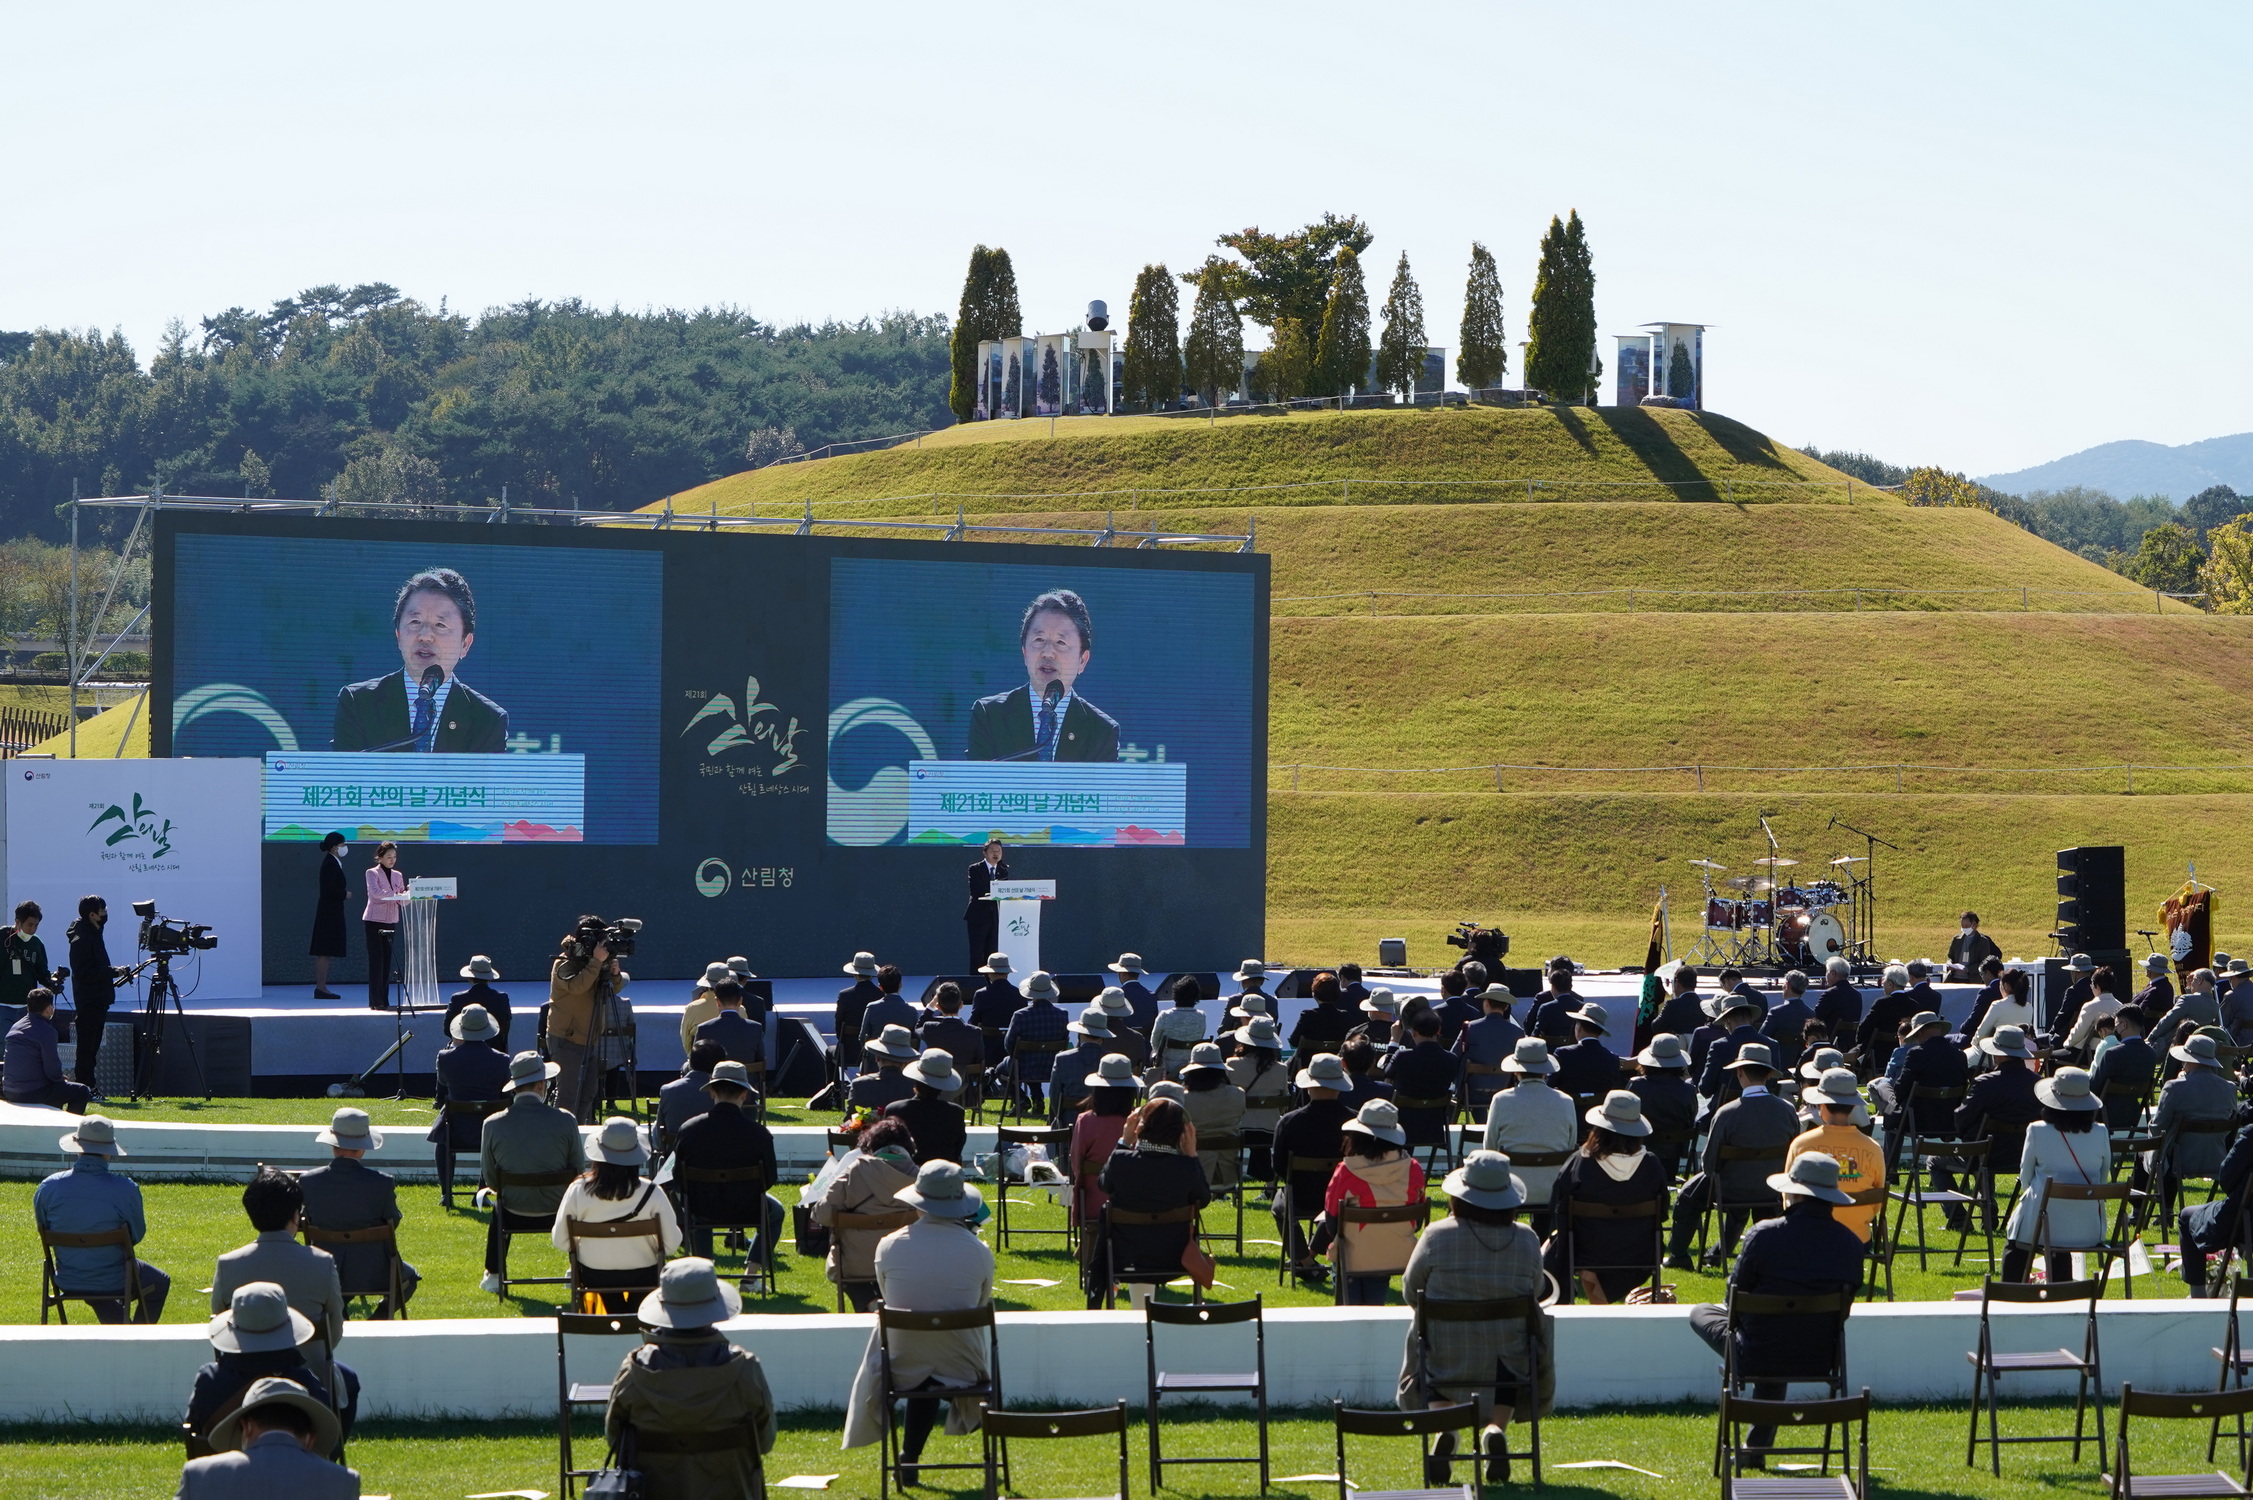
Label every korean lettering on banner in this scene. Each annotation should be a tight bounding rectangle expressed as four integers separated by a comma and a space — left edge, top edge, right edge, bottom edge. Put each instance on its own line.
936, 791, 1101, 815
740, 866, 794, 889
300, 784, 489, 810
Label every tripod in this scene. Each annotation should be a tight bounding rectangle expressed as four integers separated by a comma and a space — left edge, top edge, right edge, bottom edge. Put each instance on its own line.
129, 951, 211, 1102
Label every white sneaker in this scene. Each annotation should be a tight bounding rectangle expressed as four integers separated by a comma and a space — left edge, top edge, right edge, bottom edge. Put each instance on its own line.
480, 1272, 503, 1295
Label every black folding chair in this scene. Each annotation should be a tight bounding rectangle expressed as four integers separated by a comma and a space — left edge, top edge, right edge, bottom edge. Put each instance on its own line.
994, 1125, 1074, 1254
874, 1303, 1002, 1500
1331, 1201, 1428, 1305
1146, 1296, 1268, 1492
563, 1216, 666, 1315
1965, 1275, 2107, 1475
1699, 1145, 1787, 1272
1713, 1287, 1854, 1478
1099, 1204, 1204, 1308
1888, 1137, 1994, 1270
1001, 1038, 1071, 1122
1559, 1194, 1666, 1304
980, 1402, 1129, 1500
302, 1221, 410, 1320
1409, 1294, 1543, 1488
435, 1098, 496, 1207
37, 1226, 145, 1325
2112, 1383, 2253, 1500
672, 1162, 777, 1294
1719, 1387, 1872, 1498
495, 1168, 579, 1297
828, 1209, 916, 1312
1395, 1094, 1460, 1174
1331, 1400, 1482, 1500
2159, 1118, 2237, 1227
1198, 1130, 1247, 1253
1275, 1154, 1340, 1284
557, 1310, 640, 1499
2028, 1180, 2138, 1297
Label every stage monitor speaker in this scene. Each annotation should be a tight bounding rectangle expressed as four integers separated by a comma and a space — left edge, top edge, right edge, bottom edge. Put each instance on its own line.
1056, 974, 1106, 1006
919, 975, 983, 1006
1160, 972, 1221, 1006
1501, 966, 1543, 998
1378, 938, 1407, 967
2056, 845, 2126, 954
1273, 969, 1322, 1000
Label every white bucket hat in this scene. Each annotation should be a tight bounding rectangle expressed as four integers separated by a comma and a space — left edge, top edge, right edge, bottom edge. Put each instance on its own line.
1442, 1150, 1526, 1211
1501, 1038, 1556, 1075
2036, 1066, 2102, 1112
207, 1377, 340, 1458
843, 951, 879, 977
1096, 986, 1135, 1018
1342, 1098, 1408, 1147
449, 1004, 499, 1042
459, 955, 502, 981
1020, 971, 1060, 1002
707, 1059, 754, 1092
1092, 1053, 1142, 1090
1107, 953, 1146, 976
1294, 1052, 1349, 1091
979, 952, 1013, 976
896, 1159, 984, 1218
1806, 1067, 1864, 1110
316, 1107, 384, 1151
637, 1257, 742, 1329
905, 1049, 965, 1093
1233, 959, 1267, 982
592, 1116, 648, 1166
505, 1049, 561, 1092
1568, 1002, 1609, 1036
700, 961, 733, 987
1769, 1151, 1855, 1206
58, 1114, 125, 1157
1583, 1089, 1652, 1137
207, 1281, 315, 1355
1068, 1005, 1114, 1039
1981, 1025, 2036, 1060
1230, 1015, 1282, 1049
1635, 1034, 1689, 1070
1181, 1042, 1228, 1076
865, 1023, 919, 1061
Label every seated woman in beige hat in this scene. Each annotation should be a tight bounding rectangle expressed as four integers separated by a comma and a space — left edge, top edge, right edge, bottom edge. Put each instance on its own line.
2002, 1065, 2111, 1284
1178, 1043, 1246, 1187
1544, 1089, 1668, 1303
1323, 1099, 1425, 1305
1068, 1054, 1146, 1232
552, 1117, 682, 1312
606, 1258, 775, 1500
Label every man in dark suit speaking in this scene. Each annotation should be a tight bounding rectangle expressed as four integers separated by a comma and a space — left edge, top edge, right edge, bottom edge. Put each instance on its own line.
964, 839, 1009, 970
331, 567, 509, 753
966, 588, 1119, 763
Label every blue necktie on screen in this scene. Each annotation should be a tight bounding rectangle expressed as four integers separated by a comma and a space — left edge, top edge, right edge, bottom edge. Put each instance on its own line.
1035, 696, 1057, 762
412, 679, 436, 751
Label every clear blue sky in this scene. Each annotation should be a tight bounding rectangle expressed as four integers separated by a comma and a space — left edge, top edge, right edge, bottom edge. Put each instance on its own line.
3, 2, 2243, 478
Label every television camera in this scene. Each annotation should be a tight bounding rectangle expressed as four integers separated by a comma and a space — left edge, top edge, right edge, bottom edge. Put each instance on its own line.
1444, 919, 1509, 970
134, 898, 216, 956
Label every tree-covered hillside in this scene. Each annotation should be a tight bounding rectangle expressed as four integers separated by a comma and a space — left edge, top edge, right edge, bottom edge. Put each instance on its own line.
0, 284, 952, 538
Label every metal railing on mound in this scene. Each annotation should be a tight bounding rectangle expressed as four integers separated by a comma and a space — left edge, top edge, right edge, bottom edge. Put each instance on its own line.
1272, 585, 2205, 616
702, 475, 1883, 513
1273, 761, 2253, 796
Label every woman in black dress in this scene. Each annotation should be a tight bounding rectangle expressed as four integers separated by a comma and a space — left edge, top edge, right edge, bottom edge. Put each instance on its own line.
308, 832, 349, 999
1543, 1089, 1669, 1304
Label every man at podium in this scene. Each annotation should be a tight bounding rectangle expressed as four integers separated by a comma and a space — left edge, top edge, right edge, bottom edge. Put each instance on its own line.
966, 588, 1119, 763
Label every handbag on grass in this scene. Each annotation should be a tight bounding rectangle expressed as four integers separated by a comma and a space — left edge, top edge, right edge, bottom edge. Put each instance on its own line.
583, 1426, 644, 1500
1180, 1212, 1218, 1288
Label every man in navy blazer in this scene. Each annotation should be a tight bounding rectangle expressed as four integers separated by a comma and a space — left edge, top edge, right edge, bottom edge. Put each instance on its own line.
331, 567, 508, 753
966, 588, 1119, 762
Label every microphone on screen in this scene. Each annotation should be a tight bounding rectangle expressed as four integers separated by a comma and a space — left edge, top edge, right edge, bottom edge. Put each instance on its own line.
420, 664, 443, 692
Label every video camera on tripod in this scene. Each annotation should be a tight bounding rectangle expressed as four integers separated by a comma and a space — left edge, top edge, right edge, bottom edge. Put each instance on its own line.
567, 915, 641, 960
1444, 919, 1509, 969
134, 898, 216, 956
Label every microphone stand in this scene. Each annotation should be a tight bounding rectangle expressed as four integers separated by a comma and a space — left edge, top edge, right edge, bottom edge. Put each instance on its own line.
1828, 815, 1898, 968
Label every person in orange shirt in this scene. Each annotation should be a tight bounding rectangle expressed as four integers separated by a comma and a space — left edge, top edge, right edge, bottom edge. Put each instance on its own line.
1786, 1067, 1885, 1242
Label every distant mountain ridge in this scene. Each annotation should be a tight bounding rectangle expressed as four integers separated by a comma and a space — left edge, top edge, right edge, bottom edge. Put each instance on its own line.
1981, 432, 2253, 500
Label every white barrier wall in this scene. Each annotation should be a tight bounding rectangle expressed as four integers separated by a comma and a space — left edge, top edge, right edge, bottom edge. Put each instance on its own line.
0, 1302, 2223, 1424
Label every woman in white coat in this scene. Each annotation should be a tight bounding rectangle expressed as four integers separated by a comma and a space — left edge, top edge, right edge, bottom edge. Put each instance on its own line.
2001, 1067, 2113, 1283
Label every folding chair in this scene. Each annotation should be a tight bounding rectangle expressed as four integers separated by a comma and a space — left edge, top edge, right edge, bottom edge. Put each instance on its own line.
1718, 1387, 1872, 1498
1559, 1194, 1666, 1304
1198, 1130, 1247, 1253
2160, 1118, 2237, 1226
564, 1215, 666, 1314
2030, 1181, 2138, 1297
875, 1303, 1002, 1500
1146, 1296, 1268, 1492
1888, 1137, 1994, 1270
672, 1162, 777, 1293
495, 1168, 579, 1297
1648, 1127, 1695, 1184
1699, 1146, 1787, 1272
302, 1221, 410, 1319
994, 1125, 1074, 1253
1965, 1275, 2107, 1475
1882, 1083, 1965, 1169
2112, 1384, 2253, 1500
1331, 1201, 1427, 1306
37, 1226, 144, 1325
557, 1310, 640, 1499
1409, 1294, 1543, 1487
1395, 1094, 1460, 1174
1101, 1204, 1202, 1308
1713, 1288, 1854, 1478
1001, 1038, 1070, 1123
1847, 1185, 1894, 1302
435, 1099, 496, 1208
829, 1210, 916, 1311
981, 1401, 1129, 1500
1331, 1399, 1482, 1500
1275, 1154, 1340, 1285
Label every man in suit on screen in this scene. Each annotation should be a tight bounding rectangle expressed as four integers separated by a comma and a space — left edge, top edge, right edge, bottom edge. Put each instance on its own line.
966, 588, 1119, 763
332, 567, 509, 753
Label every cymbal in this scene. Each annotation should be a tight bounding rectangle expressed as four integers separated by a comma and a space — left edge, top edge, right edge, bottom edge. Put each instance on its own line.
1687, 858, 1728, 870
1828, 855, 1868, 866
1753, 855, 1799, 868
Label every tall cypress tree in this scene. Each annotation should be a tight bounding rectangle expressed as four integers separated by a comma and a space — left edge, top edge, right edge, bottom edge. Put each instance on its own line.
1313, 247, 1371, 399
1667, 338, 1695, 400
1525, 211, 1597, 404
1121, 264, 1182, 410
1374, 251, 1428, 400
947, 246, 993, 421
1181, 256, 1245, 408
1259, 317, 1314, 403
988, 248, 1023, 342
1456, 241, 1505, 392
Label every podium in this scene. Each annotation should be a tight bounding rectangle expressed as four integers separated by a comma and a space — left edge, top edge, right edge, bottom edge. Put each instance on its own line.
400, 877, 458, 1012
986, 879, 1056, 976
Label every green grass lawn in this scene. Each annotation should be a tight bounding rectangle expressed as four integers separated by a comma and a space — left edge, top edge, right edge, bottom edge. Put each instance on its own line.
0, 1401, 2221, 1500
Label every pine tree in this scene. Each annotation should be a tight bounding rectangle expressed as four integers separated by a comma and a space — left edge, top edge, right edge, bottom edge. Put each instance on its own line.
1181, 257, 1245, 408
1525, 211, 1597, 404
1374, 252, 1428, 400
1456, 242, 1505, 392
1037, 345, 1061, 412
1120, 264, 1182, 411
1004, 351, 1021, 416
988, 249, 1022, 342
1081, 349, 1108, 413
1667, 338, 1695, 399
946, 245, 1025, 421
1313, 247, 1371, 399
1259, 317, 1314, 403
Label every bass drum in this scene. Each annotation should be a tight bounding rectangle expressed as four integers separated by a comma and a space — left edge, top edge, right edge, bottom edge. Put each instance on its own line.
1804, 909, 1849, 960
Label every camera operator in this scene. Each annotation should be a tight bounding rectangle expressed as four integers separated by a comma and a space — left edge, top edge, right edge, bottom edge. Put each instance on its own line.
1, 901, 64, 1012
3, 987, 89, 1112
66, 897, 127, 1094
548, 916, 624, 1123
1446, 922, 1509, 977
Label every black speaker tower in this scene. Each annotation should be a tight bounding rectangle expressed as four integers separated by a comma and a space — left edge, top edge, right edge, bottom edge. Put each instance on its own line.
2055, 845, 2126, 955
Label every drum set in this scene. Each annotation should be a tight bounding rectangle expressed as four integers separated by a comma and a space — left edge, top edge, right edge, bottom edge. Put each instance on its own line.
1688, 851, 1873, 970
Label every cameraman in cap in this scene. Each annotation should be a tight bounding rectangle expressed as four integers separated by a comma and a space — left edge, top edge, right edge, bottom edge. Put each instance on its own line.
548, 915, 623, 1123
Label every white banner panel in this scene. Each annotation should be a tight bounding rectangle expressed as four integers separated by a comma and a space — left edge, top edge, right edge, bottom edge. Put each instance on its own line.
905, 761, 1186, 846
4, 759, 263, 1000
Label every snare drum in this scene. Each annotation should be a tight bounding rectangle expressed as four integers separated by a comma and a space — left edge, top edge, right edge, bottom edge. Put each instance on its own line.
1743, 900, 1774, 928
1705, 898, 1745, 930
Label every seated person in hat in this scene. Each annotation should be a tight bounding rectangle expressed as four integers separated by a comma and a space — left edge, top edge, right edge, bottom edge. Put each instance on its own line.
1289, 971, 1356, 1055
659, 1041, 727, 1153
914, 982, 985, 1079
1454, 986, 1526, 1116
1339, 1036, 1396, 1110
1794, 1050, 1869, 1133
1526, 960, 1585, 1049
1226, 1015, 1292, 1132
554, 1117, 683, 1312
1108, 953, 1159, 1035
1051, 1006, 1119, 1125
432, 1002, 509, 1205
857, 964, 920, 1050
1697, 996, 1770, 1104
842, 1160, 997, 1480
2221, 962, 2253, 1046
692, 984, 766, 1072
967, 952, 1025, 1057
607, 1258, 776, 1499
1148, 976, 1211, 1078
210, 1169, 356, 1435
1272, 1053, 1356, 1280
677, 962, 734, 1057
1322, 1099, 1425, 1305
1550, 1003, 1623, 1102
1685, 992, 1738, 1083
2152, 969, 2225, 1075
2051, 952, 2100, 1040
1878, 1009, 1967, 1154
1345, 988, 1400, 1050
2152, 1030, 2238, 1200
2, 987, 88, 1113
1546, 1089, 1669, 1303
1400, 1151, 1547, 1484
2002, 1066, 2112, 1283
477, 1050, 587, 1294
2089, 1006, 2158, 1131
1758, 971, 1817, 1072
1628, 1034, 1699, 1179
1069, 1056, 1144, 1229
1970, 969, 2038, 1058
1814, 957, 1863, 1036
1666, 1045, 1798, 1270
1178, 1044, 1246, 1186
186, 1281, 346, 1455
836, 952, 884, 1073
2178, 1104, 2253, 1298
672, 1061, 784, 1274
849, 1025, 920, 1113
1942, 1025, 2042, 1227
1092, 987, 1151, 1068
886, 1050, 970, 1165
177, 1375, 357, 1499
1481, 1039, 1579, 1234
997, 971, 1069, 1110
1947, 910, 2003, 982
1786, 1069, 1884, 1245
1093, 1097, 1211, 1307
1688, 1154, 1865, 1469
1384, 1008, 1463, 1144
2133, 951, 2177, 1023
812, 1116, 919, 1311
1854, 964, 1919, 1076
445, 955, 513, 1051
299, 1107, 418, 1316
2062, 966, 2127, 1055
1222, 958, 1271, 1019
35, 1114, 169, 1322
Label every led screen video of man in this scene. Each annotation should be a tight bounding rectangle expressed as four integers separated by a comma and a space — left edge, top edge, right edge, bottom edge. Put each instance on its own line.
331, 567, 509, 752
965, 588, 1120, 763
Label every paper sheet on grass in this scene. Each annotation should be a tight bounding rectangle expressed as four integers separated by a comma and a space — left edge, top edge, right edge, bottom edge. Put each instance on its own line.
1001, 1278, 1061, 1287
1553, 1460, 1664, 1477
465, 1491, 549, 1498
1276, 1476, 1351, 1487
1168, 1278, 1235, 1289
773, 1476, 840, 1489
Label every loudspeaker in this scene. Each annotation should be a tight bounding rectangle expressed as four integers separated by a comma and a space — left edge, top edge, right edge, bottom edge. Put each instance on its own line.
1378, 938, 1407, 967
2056, 845, 2126, 954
